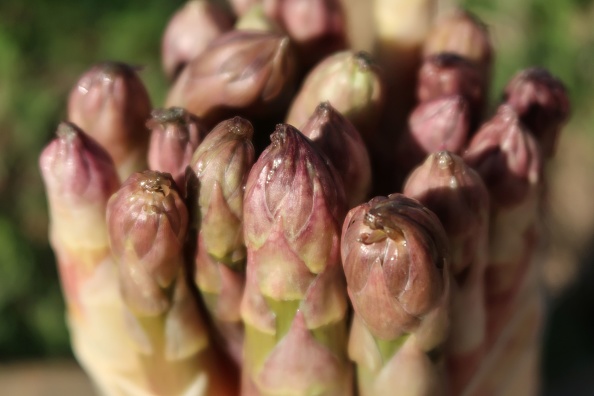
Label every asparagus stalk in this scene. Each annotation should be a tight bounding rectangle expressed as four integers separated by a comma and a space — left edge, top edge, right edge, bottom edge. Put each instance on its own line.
161, 0, 233, 81
241, 124, 352, 395
301, 101, 372, 208
403, 152, 489, 395
417, 53, 486, 129
147, 107, 207, 193
503, 67, 570, 158
107, 171, 238, 396
396, 95, 470, 185
262, 0, 348, 69
342, 193, 451, 396
67, 62, 152, 181
165, 30, 298, 130
285, 50, 385, 145
372, 0, 436, 133
189, 117, 255, 364
423, 9, 493, 83
40, 122, 144, 396
464, 104, 543, 343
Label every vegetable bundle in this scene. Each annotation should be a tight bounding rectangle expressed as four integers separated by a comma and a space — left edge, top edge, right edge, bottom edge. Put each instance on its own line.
40, 1, 569, 395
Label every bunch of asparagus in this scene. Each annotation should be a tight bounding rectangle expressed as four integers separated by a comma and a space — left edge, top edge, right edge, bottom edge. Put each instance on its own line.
40, 1, 570, 395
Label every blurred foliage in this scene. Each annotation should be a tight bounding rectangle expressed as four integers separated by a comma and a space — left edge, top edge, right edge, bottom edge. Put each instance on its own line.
0, 0, 592, 375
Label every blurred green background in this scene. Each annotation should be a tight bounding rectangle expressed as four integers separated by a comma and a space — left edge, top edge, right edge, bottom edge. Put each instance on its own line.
0, 0, 593, 394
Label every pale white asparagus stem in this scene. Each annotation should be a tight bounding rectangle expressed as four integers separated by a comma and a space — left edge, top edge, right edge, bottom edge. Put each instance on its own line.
372, 0, 437, 194
403, 152, 489, 395
40, 123, 151, 396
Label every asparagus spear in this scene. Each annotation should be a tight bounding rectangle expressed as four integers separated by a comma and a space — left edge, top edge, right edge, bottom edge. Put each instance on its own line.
262, 0, 348, 69
423, 9, 493, 82
396, 95, 470, 185
161, 0, 233, 81
403, 152, 489, 395
342, 193, 451, 396
165, 30, 298, 130
417, 53, 486, 129
301, 101, 372, 208
503, 67, 570, 158
147, 107, 207, 194
67, 62, 152, 181
285, 50, 385, 145
372, 0, 437, 137
464, 104, 543, 343
241, 124, 352, 395
40, 122, 143, 396
107, 171, 238, 396
189, 116, 255, 364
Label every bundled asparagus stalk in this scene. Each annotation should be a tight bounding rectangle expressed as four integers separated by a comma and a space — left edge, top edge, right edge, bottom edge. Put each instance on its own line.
161, 0, 233, 81
503, 67, 570, 159
417, 53, 486, 129
342, 194, 451, 396
300, 101, 372, 208
464, 104, 543, 342
286, 50, 385, 144
106, 170, 238, 396
189, 117, 255, 364
166, 30, 298, 131
241, 124, 352, 395
403, 152, 489, 395
262, 0, 348, 70
40, 123, 140, 396
396, 94, 470, 179
67, 62, 152, 181
423, 9, 493, 83
147, 106, 207, 193
39, 3, 574, 395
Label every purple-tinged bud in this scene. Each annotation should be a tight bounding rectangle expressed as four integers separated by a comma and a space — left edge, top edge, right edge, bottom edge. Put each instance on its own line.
166, 31, 298, 129
399, 95, 470, 173
147, 107, 207, 191
286, 51, 385, 143
301, 101, 372, 207
107, 171, 188, 316
242, 124, 346, 321
67, 62, 152, 181
341, 193, 450, 340
241, 123, 351, 395
40, 122, 120, 311
503, 67, 570, 158
403, 151, 488, 276
263, 0, 348, 69
417, 53, 486, 124
423, 10, 493, 80
162, 0, 233, 81
191, 116, 255, 268
40, 122, 119, 210
403, 151, 489, 394
464, 104, 543, 208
